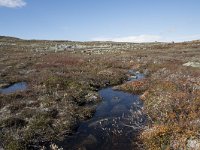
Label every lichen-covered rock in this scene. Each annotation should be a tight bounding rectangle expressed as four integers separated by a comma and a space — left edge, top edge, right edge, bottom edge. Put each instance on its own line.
187, 138, 200, 150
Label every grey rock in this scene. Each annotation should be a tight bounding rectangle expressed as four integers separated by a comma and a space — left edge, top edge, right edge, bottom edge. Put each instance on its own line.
187, 138, 200, 150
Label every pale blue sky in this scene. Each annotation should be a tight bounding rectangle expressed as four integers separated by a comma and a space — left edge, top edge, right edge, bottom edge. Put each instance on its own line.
0, 0, 200, 42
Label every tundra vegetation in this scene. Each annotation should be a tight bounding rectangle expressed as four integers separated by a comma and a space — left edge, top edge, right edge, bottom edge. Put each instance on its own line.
0, 36, 200, 149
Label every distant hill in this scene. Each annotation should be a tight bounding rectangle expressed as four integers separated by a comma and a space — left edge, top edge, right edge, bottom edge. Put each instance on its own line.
0, 36, 22, 41
0, 35, 200, 45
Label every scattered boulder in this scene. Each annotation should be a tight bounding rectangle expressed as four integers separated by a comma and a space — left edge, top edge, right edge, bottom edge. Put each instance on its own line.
183, 62, 200, 68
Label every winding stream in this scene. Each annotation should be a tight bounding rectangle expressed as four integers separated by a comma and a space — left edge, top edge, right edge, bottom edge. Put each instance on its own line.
58, 70, 146, 150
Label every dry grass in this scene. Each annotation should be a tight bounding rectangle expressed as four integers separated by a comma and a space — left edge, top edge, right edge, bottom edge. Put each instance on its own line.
140, 62, 200, 149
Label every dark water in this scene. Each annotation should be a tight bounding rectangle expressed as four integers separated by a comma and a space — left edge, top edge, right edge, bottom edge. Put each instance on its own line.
0, 82, 27, 94
58, 71, 146, 150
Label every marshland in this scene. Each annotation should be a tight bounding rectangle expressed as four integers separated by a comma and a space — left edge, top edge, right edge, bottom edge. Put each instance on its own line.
0, 37, 200, 149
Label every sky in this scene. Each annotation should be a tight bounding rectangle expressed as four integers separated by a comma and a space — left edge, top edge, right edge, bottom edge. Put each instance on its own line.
0, 0, 200, 42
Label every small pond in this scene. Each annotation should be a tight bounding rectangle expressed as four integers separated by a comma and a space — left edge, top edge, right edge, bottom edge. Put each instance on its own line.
0, 82, 28, 94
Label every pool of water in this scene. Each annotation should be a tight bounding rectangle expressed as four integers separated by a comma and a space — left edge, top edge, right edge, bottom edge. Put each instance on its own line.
0, 82, 28, 94
57, 70, 146, 150
127, 70, 145, 81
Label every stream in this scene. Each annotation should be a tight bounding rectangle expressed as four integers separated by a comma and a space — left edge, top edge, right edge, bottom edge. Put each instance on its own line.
57, 70, 146, 150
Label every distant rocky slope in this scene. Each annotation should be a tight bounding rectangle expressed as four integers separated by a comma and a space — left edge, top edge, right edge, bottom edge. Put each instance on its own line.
0, 35, 200, 54
0, 36, 21, 41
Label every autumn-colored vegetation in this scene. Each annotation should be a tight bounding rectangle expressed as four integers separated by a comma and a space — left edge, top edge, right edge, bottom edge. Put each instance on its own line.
0, 37, 200, 149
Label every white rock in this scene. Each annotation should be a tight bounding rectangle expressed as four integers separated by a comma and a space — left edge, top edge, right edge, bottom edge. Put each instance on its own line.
183, 62, 200, 68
